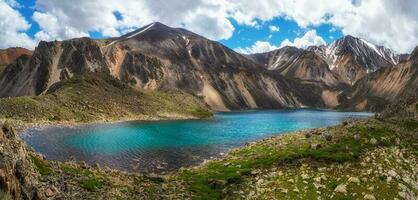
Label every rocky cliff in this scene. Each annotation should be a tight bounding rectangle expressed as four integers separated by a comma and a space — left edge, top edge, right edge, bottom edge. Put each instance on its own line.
0, 123, 42, 200
249, 46, 341, 86
0, 47, 32, 74
0, 23, 325, 111
339, 46, 418, 111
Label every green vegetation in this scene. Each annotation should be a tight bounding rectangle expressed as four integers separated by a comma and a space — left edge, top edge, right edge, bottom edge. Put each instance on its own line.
1, 87, 416, 199
0, 73, 212, 123
177, 119, 417, 199
0, 188, 5, 200
189, 107, 213, 119
3, 116, 416, 199
30, 155, 53, 177
61, 164, 104, 191
79, 177, 104, 191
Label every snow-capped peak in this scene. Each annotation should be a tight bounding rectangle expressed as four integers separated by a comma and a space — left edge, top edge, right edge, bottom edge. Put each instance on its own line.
311, 35, 399, 72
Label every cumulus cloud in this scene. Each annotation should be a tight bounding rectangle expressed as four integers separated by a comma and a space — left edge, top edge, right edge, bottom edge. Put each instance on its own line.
235, 41, 278, 54
227, 0, 418, 53
269, 25, 279, 32
329, 0, 418, 53
2, 0, 418, 53
280, 30, 326, 49
0, 0, 35, 49
32, 0, 234, 41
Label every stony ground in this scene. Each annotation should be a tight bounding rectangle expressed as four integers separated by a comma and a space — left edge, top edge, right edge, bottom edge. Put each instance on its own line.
1, 108, 417, 199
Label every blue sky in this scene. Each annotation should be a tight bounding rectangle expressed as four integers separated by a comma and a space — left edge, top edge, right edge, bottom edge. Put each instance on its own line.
221, 18, 343, 50
1, 0, 417, 53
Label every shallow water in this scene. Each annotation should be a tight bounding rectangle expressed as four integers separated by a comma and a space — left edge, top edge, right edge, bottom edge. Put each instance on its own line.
22, 109, 372, 173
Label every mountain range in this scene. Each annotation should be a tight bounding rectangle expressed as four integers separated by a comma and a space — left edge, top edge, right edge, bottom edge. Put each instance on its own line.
0, 22, 416, 112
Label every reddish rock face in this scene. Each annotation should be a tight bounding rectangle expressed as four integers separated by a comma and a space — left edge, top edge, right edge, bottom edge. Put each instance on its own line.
0, 47, 33, 67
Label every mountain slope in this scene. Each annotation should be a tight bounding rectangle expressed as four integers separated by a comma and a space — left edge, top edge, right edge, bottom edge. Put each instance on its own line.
248, 35, 399, 87
0, 47, 32, 74
339, 46, 418, 111
0, 73, 212, 123
249, 46, 341, 86
0, 22, 326, 111
310, 35, 398, 85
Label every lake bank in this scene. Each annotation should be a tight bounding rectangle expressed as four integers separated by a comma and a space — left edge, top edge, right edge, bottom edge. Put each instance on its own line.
2, 116, 417, 199
21, 109, 372, 174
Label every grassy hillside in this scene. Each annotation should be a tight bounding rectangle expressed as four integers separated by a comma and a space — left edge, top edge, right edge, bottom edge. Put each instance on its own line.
0, 73, 212, 123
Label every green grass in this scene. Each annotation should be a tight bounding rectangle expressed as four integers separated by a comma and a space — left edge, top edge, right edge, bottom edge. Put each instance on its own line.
30, 155, 53, 177
0, 188, 5, 200
62, 164, 83, 176
79, 177, 104, 191
0, 73, 212, 123
179, 121, 398, 199
61, 164, 104, 191
189, 107, 213, 119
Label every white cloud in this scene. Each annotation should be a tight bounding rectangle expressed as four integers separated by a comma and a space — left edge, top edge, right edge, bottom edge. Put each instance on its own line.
0, 0, 35, 49
235, 41, 278, 54
329, 0, 418, 53
32, 0, 234, 41
227, 0, 418, 53
269, 25, 279, 32
32, 12, 89, 41
2, 0, 418, 53
280, 30, 326, 49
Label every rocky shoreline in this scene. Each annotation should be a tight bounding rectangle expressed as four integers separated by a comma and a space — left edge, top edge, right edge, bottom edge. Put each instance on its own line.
1, 112, 417, 199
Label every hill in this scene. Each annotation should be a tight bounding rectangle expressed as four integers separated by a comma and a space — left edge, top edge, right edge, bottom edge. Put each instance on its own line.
0, 73, 212, 123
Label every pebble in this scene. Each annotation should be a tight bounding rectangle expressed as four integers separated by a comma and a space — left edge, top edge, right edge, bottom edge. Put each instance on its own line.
363, 194, 376, 200
45, 187, 56, 198
347, 177, 360, 184
334, 184, 347, 194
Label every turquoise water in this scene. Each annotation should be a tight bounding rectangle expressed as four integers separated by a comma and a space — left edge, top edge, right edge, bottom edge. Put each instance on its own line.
23, 109, 372, 173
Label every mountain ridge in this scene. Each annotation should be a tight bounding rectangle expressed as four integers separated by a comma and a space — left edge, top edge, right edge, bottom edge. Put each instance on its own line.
0, 22, 416, 112
0, 22, 326, 111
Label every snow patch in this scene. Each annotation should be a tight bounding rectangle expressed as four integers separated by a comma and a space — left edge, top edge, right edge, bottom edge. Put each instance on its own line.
360, 39, 383, 58
106, 23, 155, 47
126, 23, 155, 39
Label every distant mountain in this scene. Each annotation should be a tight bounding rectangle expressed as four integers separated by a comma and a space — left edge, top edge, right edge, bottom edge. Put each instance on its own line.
248, 46, 341, 86
250, 35, 400, 86
339, 46, 418, 111
309, 35, 399, 85
0, 47, 32, 74
0, 22, 325, 111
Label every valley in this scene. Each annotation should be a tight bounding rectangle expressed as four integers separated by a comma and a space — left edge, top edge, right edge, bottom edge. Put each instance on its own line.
0, 21, 417, 200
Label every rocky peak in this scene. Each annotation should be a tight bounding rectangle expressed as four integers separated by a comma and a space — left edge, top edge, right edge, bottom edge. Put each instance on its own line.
0, 47, 32, 73
410, 46, 418, 60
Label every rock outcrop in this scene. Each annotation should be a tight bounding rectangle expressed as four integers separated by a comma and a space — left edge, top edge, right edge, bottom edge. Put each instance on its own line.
0, 123, 42, 200
0, 47, 32, 74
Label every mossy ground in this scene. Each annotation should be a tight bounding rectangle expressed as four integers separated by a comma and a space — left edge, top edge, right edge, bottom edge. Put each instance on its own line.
176, 118, 418, 199
26, 117, 417, 199
0, 73, 212, 124
30, 154, 53, 177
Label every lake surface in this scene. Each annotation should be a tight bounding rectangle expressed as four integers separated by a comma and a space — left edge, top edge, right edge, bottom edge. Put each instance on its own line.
22, 109, 372, 173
